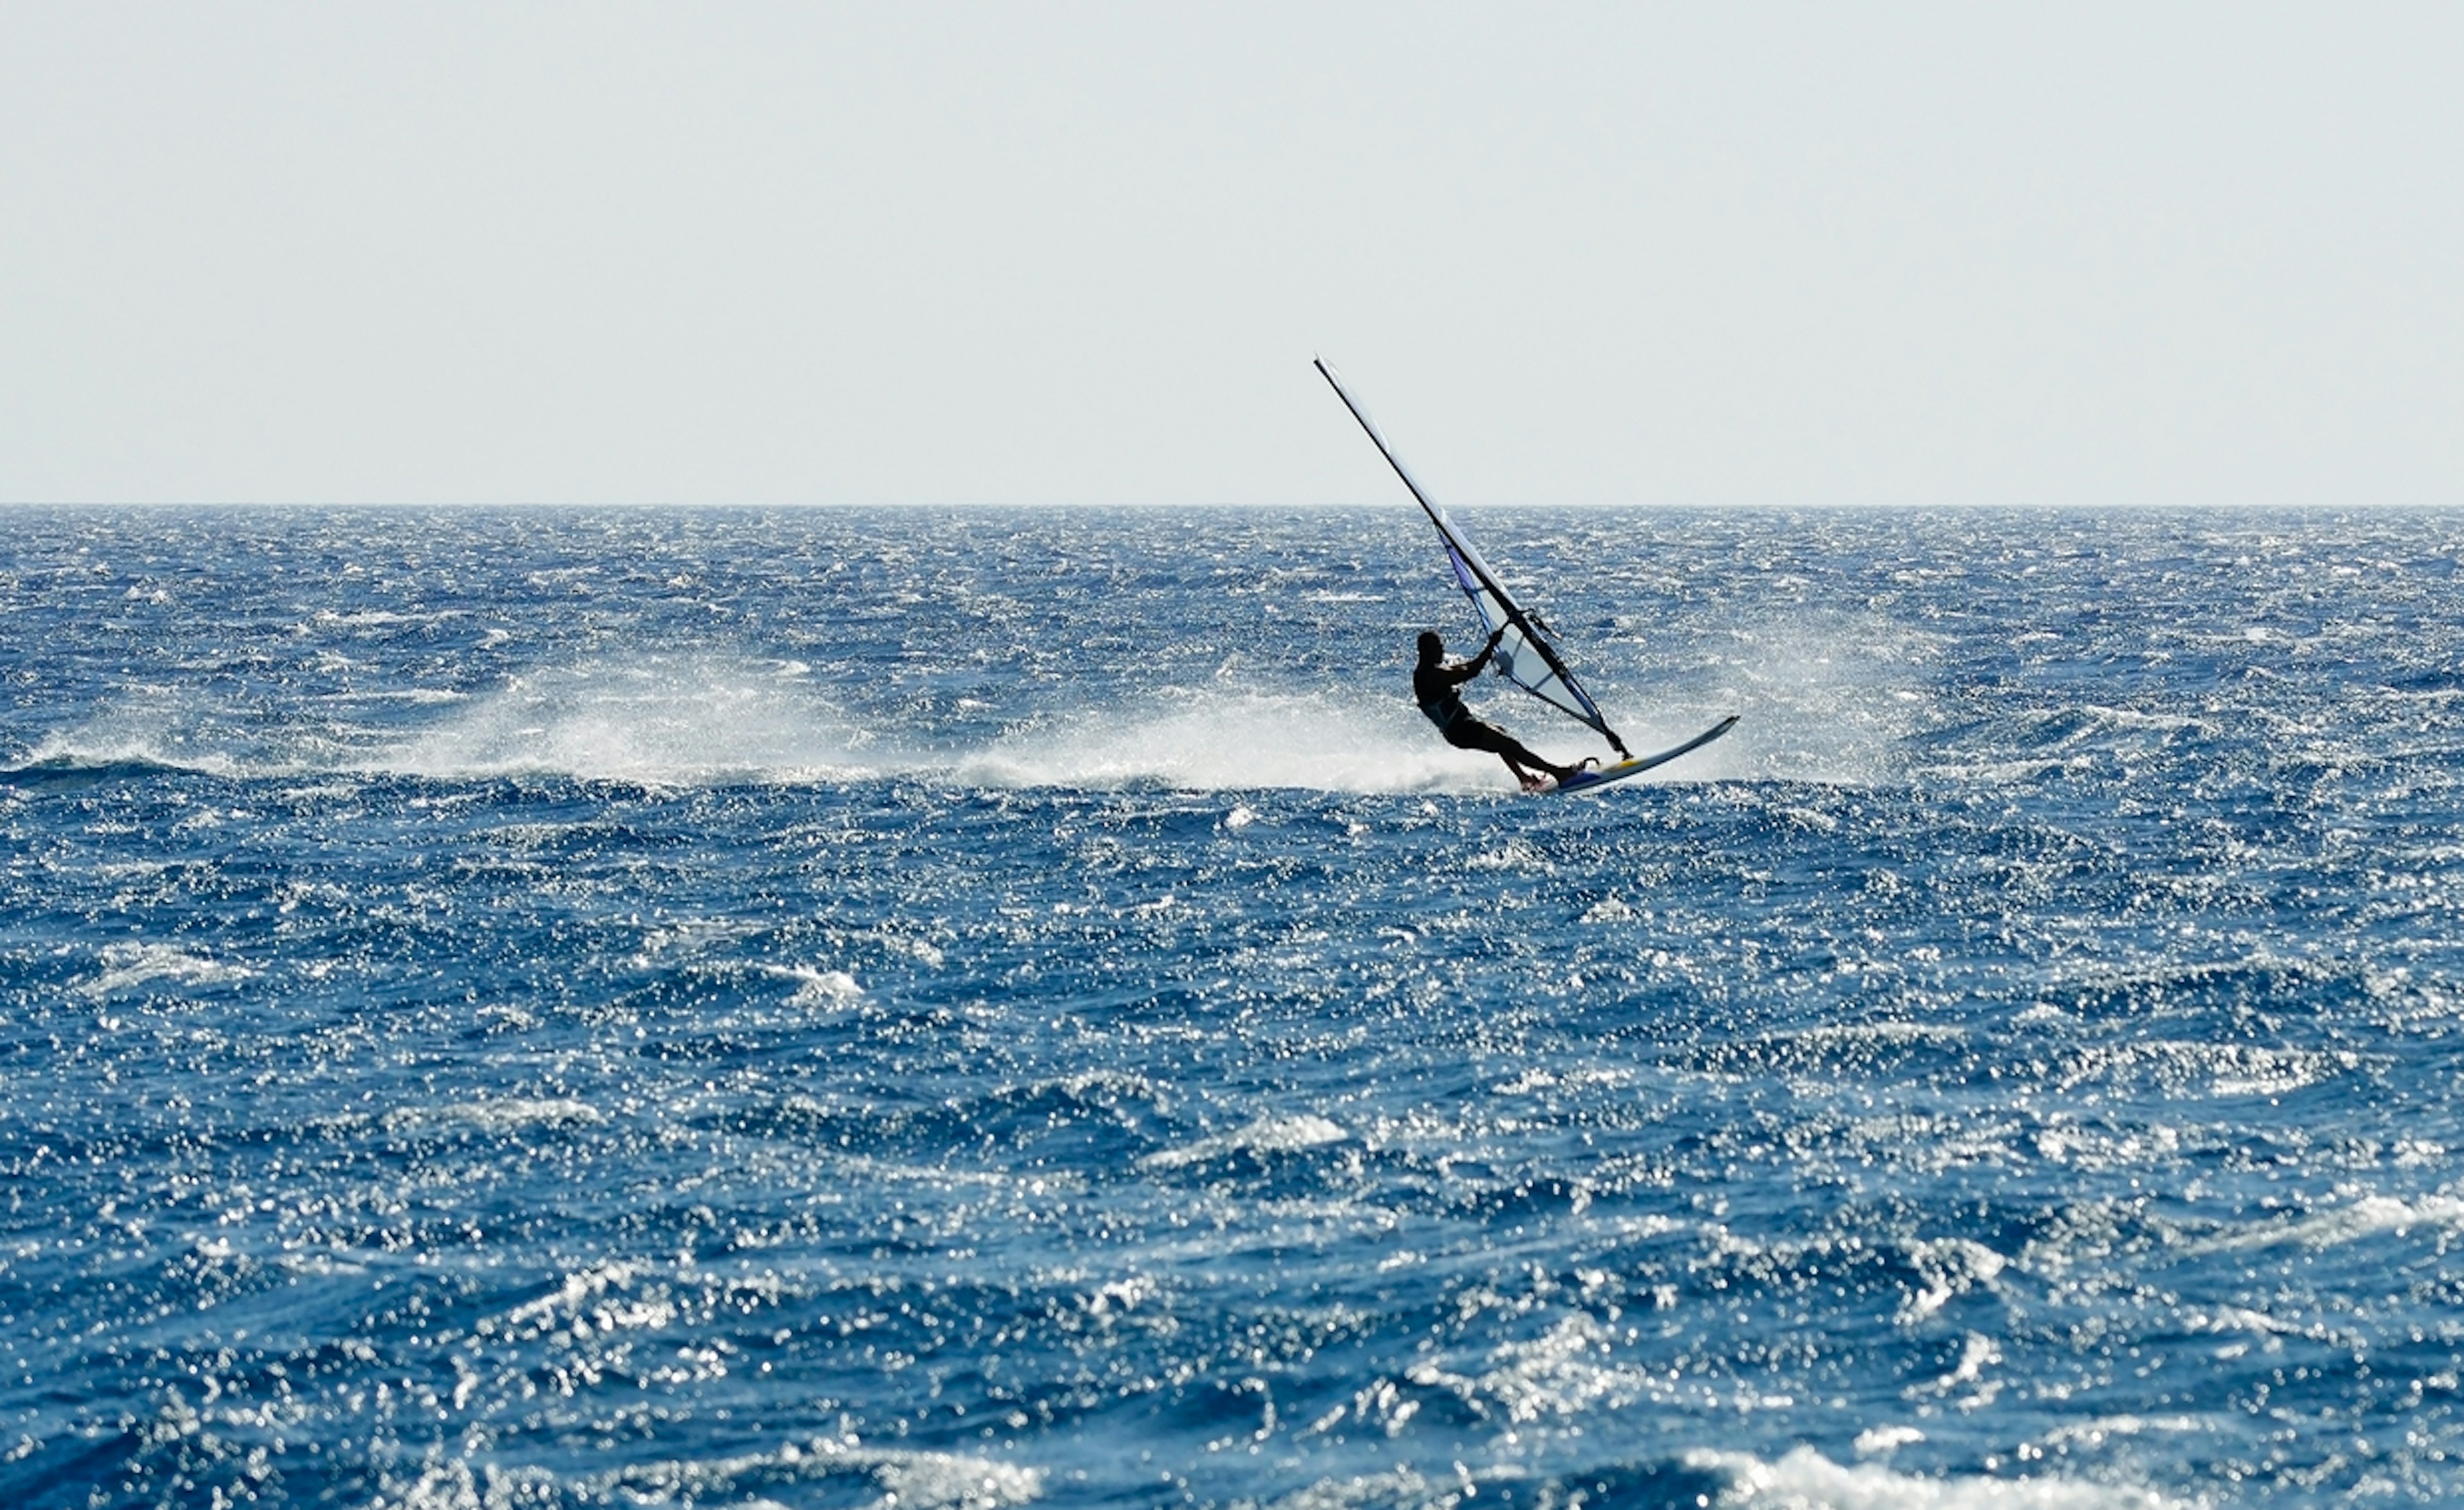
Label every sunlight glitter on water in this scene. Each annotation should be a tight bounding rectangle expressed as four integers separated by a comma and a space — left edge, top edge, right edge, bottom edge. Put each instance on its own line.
6, 506, 2464, 1507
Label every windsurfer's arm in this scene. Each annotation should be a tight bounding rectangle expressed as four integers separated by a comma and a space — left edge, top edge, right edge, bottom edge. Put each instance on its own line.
1451, 628, 1507, 681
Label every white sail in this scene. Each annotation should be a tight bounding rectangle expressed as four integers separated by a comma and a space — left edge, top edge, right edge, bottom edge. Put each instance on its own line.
1314, 358, 1630, 758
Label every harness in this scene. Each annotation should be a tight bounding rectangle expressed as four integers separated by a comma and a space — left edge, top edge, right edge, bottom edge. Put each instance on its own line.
1416, 679, 1473, 734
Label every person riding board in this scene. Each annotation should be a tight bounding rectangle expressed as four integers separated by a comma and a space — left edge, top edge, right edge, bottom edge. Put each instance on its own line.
1414, 628, 1593, 790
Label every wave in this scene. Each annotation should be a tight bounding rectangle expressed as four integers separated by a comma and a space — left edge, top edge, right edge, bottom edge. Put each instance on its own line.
1249, 1448, 2187, 1509
76, 942, 255, 999
381, 1098, 606, 1135
373, 1438, 1045, 1510
0, 753, 210, 790
1682, 1446, 2194, 1509
1138, 1112, 1349, 1171
2183, 1191, 2464, 1255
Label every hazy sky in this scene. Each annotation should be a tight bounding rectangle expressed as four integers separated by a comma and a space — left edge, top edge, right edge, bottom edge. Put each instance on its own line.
4, 4, 2460, 507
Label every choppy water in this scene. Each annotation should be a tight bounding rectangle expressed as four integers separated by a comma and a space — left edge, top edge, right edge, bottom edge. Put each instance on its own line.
6, 505, 2464, 1509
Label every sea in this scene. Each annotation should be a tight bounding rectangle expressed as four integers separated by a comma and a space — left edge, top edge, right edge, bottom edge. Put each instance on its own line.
6, 505, 2464, 1510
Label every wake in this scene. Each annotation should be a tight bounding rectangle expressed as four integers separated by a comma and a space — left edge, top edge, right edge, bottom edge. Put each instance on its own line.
4, 634, 1912, 793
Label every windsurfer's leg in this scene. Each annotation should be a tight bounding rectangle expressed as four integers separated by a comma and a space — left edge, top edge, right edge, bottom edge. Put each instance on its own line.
1494, 731, 1574, 780
1449, 721, 1566, 783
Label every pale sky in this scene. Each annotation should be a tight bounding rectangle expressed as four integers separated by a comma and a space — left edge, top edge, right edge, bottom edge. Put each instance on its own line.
4, 4, 2459, 508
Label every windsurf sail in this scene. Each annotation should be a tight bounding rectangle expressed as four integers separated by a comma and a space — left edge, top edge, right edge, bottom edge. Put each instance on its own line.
1314, 358, 1632, 759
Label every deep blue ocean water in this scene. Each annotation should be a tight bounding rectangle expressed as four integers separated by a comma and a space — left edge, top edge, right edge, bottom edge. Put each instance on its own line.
6, 505, 2464, 1509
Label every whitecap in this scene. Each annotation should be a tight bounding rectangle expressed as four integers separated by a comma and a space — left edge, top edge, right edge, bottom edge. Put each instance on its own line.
1897, 1237, 2008, 1325
2185, 1192, 2464, 1254
78, 942, 253, 998
384, 1099, 605, 1134
763, 963, 866, 1006
1684, 1445, 2193, 1507
496, 1258, 646, 1330
1138, 1113, 1348, 1170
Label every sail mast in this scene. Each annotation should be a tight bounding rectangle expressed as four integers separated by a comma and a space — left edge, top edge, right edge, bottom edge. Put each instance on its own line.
1313, 358, 1630, 758
1313, 360, 1518, 620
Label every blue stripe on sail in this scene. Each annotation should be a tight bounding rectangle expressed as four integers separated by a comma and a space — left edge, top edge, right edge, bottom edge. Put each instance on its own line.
1446, 543, 1482, 600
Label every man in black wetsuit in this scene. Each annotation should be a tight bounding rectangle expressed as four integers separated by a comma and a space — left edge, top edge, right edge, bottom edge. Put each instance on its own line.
1413, 629, 1588, 790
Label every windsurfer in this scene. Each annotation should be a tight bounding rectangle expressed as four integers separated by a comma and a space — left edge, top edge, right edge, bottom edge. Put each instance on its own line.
1415, 629, 1590, 790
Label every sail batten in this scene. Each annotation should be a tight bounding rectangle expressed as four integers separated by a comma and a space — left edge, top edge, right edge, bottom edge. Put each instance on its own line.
1314, 358, 1629, 758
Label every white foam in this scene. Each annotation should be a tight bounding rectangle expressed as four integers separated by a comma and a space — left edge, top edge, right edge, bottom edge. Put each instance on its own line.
1138, 1113, 1348, 1170
952, 690, 1493, 794
370, 663, 1544, 793
1897, 1238, 2008, 1325
277, 780, 366, 801
377, 1439, 1043, 1510
1912, 1333, 2004, 1407
20, 719, 253, 779
2185, 1192, 2464, 1254
2050, 1039, 2358, 1099
490, 1258, 665, 1337
369, 1458, 565, 1510
383, 1098, 604, 1134
1686, 1446, 2194, 1508
13, 651, 1755, 795
2073, 704, 2206, 733
762, 964, 866, 1007
314, 607, 442, 629
371, 657, 882, 785
2040, 1416, 2209, 1448
369, 1460, 486, 1510
78, 942, 253, 998
1793, 1022, 1965, 1052
13, 636, 1881, 795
